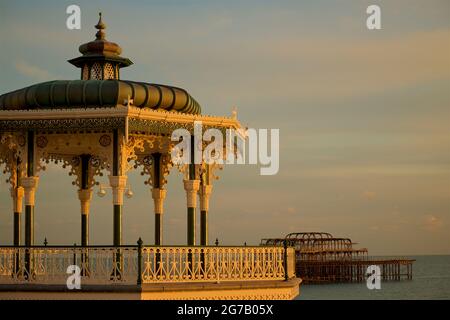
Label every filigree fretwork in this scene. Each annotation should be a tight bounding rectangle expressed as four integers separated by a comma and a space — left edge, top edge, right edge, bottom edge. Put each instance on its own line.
133, 153, 173, 187
120, 135, 145, 175
134, 154, 154, 186
173, 150, 224, 182
161, 153, 173, 186
43, 154, 82, 187
200, 162, 223, 185
0, 132, 27, 189
132, 134, 174, 187
35, 132, 113, 188
41, 154, 107, 188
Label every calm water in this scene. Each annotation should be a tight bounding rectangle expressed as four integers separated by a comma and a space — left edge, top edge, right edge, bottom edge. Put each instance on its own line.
296, 255, 450, 300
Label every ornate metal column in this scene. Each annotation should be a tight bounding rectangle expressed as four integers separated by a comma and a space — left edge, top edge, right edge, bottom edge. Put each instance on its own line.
10, 157, 25, 246
134, 138, 172, 246
109, 174, 127, 246
22, 131, 38, 248
21, 176, 39, 246
19, 131, 38, 279
12, 185, 24, 246
78, 188, 92, 245
184, 178, 199, 246
1, 133, 26, 278
12, 181, 24, 276
109, 129, 127, 247
78, 154, 93, 247
152, 188, 166, 245
109, 173, 127, 279
184, 136, 200, 246
108, 129, 122, 279
108, 129, 132, 279
151, 152, 167, 245
199, 177, 212, 246
198, 165, 212, 272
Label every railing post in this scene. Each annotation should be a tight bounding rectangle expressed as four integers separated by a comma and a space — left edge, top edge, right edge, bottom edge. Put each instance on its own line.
14, 247, 20, 279
200, 247, 205, 275
284, 239, 289, 281
73, 243, 77, 267
137, 237, 143, 285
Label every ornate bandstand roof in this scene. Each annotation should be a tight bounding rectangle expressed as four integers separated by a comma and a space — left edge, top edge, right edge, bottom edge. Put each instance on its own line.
0, 80, 201, 114
0, 13, 239, 134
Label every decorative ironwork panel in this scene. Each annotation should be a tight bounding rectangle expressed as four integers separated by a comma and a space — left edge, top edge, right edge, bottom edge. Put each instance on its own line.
0, 118, 125, 131
104, 63, 115, 80
141, 246, 286, 283
0, 246, 290, 285
0, 247, 138, 285
90, 63, 103, 80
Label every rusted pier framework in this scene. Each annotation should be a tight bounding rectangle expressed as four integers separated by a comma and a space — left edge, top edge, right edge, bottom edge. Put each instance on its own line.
261, 232, 414, 284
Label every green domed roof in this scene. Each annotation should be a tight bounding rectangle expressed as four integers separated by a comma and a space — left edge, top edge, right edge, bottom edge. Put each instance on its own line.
0, 80, 201, 114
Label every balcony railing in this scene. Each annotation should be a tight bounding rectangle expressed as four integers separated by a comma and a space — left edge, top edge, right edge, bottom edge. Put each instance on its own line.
0, 244, 296, 286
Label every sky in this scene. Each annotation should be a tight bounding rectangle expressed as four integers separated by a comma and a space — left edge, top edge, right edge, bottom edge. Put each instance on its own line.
0, 0, 449, 255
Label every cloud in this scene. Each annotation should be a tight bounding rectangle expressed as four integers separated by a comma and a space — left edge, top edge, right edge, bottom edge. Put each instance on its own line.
15, 60, 56, 81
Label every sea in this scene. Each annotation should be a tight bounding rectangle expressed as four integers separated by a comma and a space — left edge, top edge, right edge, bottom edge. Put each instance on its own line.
296, 255, 450, 300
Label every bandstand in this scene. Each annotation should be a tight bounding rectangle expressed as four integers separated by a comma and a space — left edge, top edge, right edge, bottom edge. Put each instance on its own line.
0, 14, 300, 300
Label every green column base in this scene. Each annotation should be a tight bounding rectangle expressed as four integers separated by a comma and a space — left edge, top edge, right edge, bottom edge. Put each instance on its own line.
113, 205, 122, 246
200, 210, 208, 246
187, 207, 195, 246
112, 204, 123, 278
24, 205, 34, 279
25, 205, 34, 246
155, 213, 162, 245
81, 214, 89, 246
14, 212, 21, 246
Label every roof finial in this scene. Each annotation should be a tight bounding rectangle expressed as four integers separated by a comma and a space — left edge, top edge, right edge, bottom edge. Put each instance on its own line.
95, 12, 106, 40
231, 106, 238, 120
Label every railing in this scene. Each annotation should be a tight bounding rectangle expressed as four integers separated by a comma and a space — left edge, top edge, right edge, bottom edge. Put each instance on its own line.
0, 246, 138, 285
0, 244, 296, 285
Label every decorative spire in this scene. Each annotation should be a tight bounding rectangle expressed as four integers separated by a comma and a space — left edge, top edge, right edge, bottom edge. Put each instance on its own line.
68, 12, 133, 78
95, 12, 106, 40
